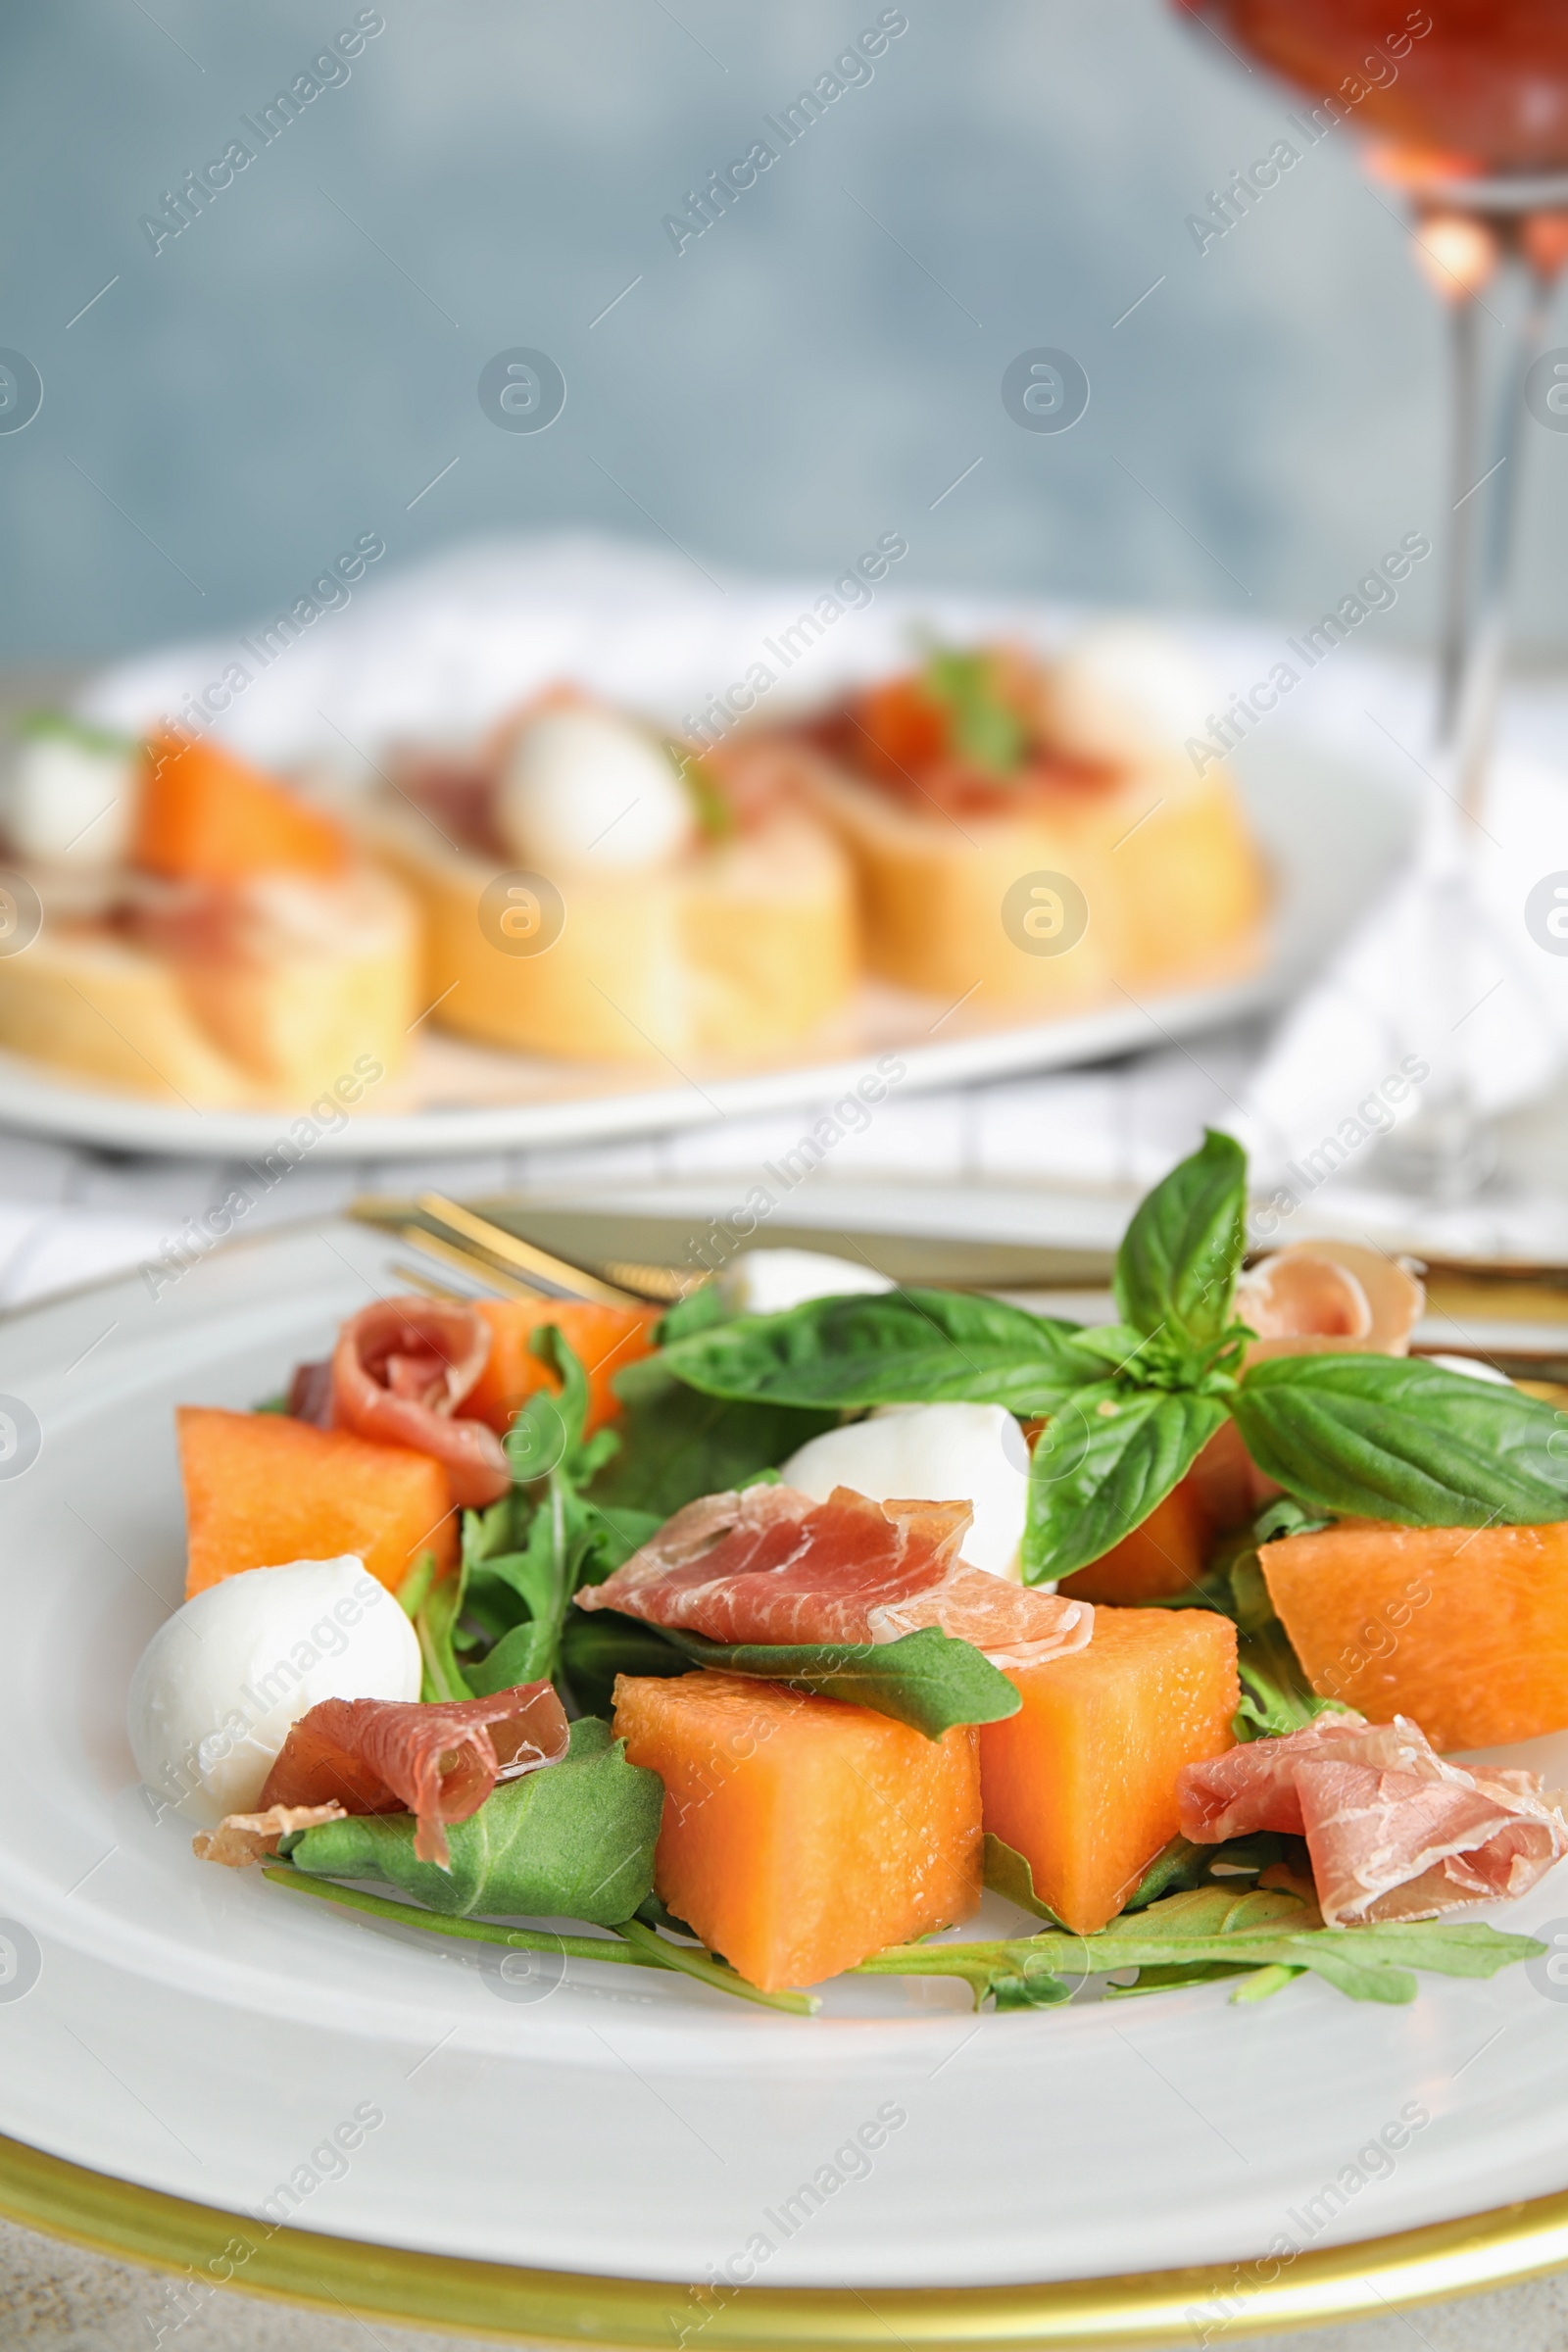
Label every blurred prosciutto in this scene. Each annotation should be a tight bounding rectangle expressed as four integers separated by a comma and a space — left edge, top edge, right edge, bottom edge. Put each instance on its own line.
291, 1296, 511, 1507
577, 1481, 1092, 1670
257, 1681, 569, 1867
1235, 1240, 1424, 1362
1178, 1712, 1568, 1927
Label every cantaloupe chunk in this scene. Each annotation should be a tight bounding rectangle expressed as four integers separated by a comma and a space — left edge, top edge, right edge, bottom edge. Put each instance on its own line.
135, 734, 345, 881
978, 1608, 1239, 1935
177, 1405, 457, 1599
612, 1670, 982, 1990
1262, 1518, 1568, 1751
465, 1298, 658, 1439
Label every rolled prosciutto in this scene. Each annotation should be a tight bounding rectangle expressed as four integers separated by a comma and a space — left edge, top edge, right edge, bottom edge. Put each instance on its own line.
292, 1296, 511, 1507
255, 1682, 570, 1867
1178, 1712, 1568, 1927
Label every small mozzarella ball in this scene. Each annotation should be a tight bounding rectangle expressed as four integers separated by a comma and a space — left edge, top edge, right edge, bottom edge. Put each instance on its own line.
1045, 621, 1215, 766
720, 1249, 895, 1317
498, 710, 696, 870
126, 1556, 420, 1826
781, 1402, 1030, 1581
6, 730, 136, 864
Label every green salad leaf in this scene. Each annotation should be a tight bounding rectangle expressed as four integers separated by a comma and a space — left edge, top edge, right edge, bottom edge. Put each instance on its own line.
656, 1624, 1021, 1740
1231, 1352, 1568, 1526
592, 1356, 834, 1520
1021, 1385, 1229, 1584
856, 1884, 1544, 2009
282, 1717, 662, 1926
657, 1288, 1102, 1415
1114, 1128, 1248, 1357
922, 647, 1029, 776
557, 1606, 693, 1718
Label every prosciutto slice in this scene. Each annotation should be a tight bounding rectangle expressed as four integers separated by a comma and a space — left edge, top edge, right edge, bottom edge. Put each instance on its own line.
576, 1482, 1094, 1668
1179, 1712, 1568, 1927
294, 1296, 511, 1507
256, 1681, 570, 1867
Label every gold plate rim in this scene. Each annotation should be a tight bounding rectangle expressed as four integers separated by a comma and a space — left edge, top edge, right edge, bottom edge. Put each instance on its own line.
2, 2129, 1566, 2350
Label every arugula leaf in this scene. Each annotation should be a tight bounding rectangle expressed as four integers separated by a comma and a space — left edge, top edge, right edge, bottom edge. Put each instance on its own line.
593, 1358, 834, 1520
983, 1834, 1065, 1923
1114, 1129, 1248, 1354
415, 1549, 473, 1702
1232, 1353, 1568, 1525
558, 1606, 694, 1718
283, 1717, 662, 1926
855, 1884, 1544, 2009
657, 1624, 1020, 1740
985, 1829, 1298, 1923
1021, 1385, 1229, 1584
658, 1289, 1102, 1414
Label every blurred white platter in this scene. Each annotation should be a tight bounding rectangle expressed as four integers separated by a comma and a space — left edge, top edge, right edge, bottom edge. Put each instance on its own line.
0, 736, 1411, 1161
3, 1211, 1568, 2348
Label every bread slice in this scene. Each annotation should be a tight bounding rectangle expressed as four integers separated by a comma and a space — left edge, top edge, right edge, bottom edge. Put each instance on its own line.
367, 798, 858, 1064
0, 865, 418, 1106
739, 743, 1265, 1006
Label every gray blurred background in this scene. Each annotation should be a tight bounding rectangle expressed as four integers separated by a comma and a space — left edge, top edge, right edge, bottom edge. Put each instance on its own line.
2, 0, 1565, 662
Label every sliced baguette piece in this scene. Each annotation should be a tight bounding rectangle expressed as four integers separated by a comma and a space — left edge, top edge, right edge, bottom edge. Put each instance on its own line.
0, 864, 418, 1106
365, 795, 858, 1064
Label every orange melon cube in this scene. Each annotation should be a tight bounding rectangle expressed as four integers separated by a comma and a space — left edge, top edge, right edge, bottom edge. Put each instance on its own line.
612, 1670, 982, 1990
978, 1608, 1239, 1935
135, 734, 345, 882
465, 1298, 658, 1440
1262, 1518, 1568, 1751
177, 1405, 457, 1599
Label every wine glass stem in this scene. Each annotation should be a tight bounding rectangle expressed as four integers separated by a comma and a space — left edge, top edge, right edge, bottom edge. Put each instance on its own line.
1439, 297, 1481, 743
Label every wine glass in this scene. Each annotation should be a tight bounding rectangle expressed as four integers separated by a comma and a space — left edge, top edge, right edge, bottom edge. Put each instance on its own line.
1177, 0, 1568, 1201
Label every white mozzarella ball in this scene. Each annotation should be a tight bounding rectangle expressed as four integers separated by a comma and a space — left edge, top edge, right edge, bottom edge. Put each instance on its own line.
719, 1248, 895, 1317
7, 730, 136, 864
781, 1402, 1030, 1581
126, 1555, 420, 1826
498, 710, 695, 870
1047, 621, 1216, 766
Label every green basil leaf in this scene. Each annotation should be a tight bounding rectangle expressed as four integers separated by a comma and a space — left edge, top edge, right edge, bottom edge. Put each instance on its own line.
1021, 1386, 1229, 1584
656, 1624, 1021, 1740
654, 1284, 729, 1345
1113, 1128, 1247, 1348
594, 1359, 835, 1520
1232, 1353, 1568, 1525
657, 1289, 1100, 1413
284, 1717, 662, 1926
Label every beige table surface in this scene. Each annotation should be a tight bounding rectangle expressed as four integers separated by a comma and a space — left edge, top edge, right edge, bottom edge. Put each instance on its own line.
4, 2212, 1568, 2352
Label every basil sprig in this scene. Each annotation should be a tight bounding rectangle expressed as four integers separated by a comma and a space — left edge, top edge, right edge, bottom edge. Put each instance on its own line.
650, 1128, 1568, 1583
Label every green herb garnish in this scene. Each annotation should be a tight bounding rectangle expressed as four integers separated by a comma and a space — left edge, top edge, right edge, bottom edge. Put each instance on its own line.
921, 649, 1029, 776
654, 1623, 1021, 1740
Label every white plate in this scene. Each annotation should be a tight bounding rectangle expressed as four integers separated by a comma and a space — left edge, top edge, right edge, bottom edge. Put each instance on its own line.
2, 1211, 1567, 2334
0, 737, 1412, 1160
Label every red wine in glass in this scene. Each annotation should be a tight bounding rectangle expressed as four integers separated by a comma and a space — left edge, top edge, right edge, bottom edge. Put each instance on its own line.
1177, 1, 1568, 1199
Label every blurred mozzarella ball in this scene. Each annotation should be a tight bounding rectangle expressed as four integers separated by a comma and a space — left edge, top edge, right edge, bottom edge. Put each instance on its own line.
498, 709, 695, 869
781, 1402, 1030, 1581
126, 1556, 420, 1826
1044, 621, 1215, 766
6, 729, 136, 863
719, 1248, 895, 1316
1425, 1352, 1514, 1386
